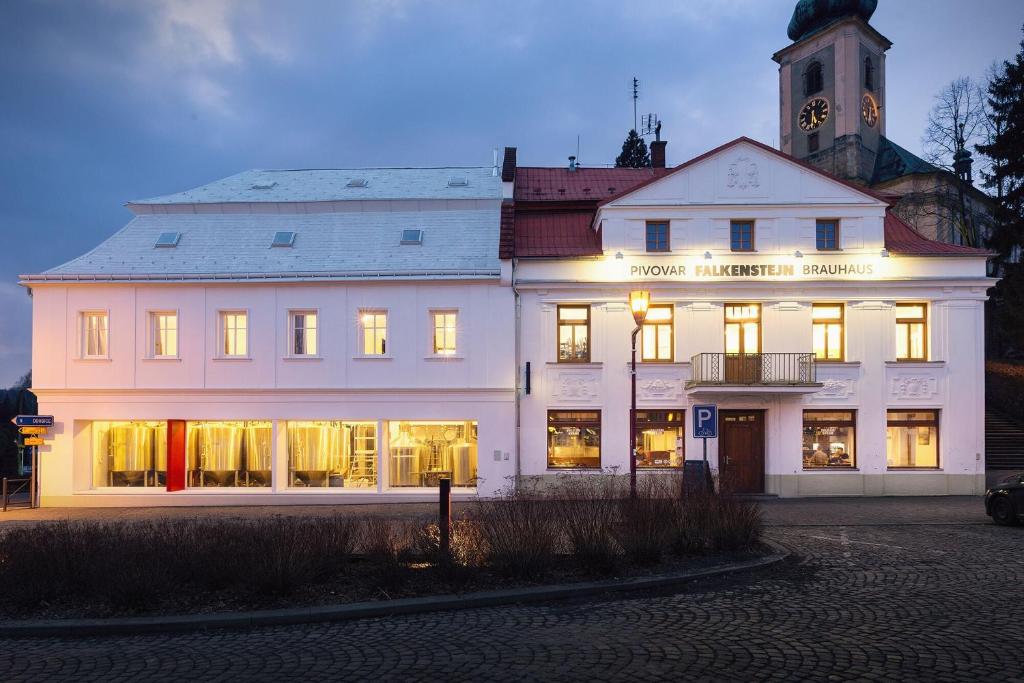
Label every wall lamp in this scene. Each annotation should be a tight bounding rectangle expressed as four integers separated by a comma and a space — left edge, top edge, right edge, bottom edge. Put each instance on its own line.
880, 248, 890, 258
703, 251, 713, 260
793, 250, 804, 258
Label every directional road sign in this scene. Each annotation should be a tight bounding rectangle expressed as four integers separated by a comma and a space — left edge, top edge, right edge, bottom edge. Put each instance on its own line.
692, 404, 718, 439
23, 437, 44, 447
18, 426, 48, 435
12, 415, 53, 427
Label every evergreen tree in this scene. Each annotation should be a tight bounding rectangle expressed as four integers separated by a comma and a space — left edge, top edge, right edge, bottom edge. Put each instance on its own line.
615, 129, 650, 168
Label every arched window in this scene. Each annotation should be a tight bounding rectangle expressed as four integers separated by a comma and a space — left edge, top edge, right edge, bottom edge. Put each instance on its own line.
865, 56, 875, 91
804, 60, 823, 97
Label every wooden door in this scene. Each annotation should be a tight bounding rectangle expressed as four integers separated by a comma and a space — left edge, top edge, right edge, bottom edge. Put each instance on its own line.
719, 411, 765, 494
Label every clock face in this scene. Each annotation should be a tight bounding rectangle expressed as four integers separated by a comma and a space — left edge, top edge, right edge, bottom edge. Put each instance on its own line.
861, 93, 879, 127
798, 97, 829, 132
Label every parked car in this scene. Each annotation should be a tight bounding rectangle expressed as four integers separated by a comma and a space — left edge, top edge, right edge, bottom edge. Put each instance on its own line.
985, 472, 1024, 525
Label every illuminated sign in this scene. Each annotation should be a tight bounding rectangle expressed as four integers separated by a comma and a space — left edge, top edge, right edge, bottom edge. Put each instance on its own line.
626, 260, 877, 280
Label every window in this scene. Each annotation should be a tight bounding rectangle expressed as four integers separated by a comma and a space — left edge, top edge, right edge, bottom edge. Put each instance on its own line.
92, 421, 167, 487
361, 311, 387, 355
387, 421, 478, 487
547, 410, 601, 469
186, 421, 272, 487
645, 221, 670, 252
730, 221, 754, 251
802, 411, 856, 468
895, 303, 927, 361
346, 178, 368, 188
808, 132, 819, 153
271, 231, 295, 247
155, 232, 180, 248
804, 60, 823, 96
724, 304, 760, 354
557, 305, 590, 362
221, 311, 248, 357
286, 421, 377, 488
816, 220, 839, 250
887, 410, 939, 468
642, 304, 674, 362
635, 411, 684, 468
865, 56, 875, 91
447, 175, 469, 187
812, 304, 844, 361
289, 311, 318, 356
81, 311, 109, 358
432, 311, 457, 355
151, 312, 178, 358
401, 229, 424, 245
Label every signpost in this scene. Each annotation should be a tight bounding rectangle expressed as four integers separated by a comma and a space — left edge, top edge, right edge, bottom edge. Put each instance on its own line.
11, 416, 53, 509
687, 404, 718, 495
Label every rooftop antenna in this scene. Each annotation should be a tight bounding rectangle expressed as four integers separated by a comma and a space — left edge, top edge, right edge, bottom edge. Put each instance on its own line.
632, 77, 639, 132
576, 135, 581, 165
641, 113, 660, 138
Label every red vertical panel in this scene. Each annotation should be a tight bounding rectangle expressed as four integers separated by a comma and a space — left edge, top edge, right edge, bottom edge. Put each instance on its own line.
166, 420, 187, 492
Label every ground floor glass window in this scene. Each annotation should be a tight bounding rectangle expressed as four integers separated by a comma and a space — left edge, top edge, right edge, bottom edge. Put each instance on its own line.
635, 410, 684, 468
187, 421, 272, 487
286, 421, 377, 488
92, 421, 167, 487
802, 411, 856, 468
547, 410, 601, 469
886, 410, 939, 468
387, 421, 478, 487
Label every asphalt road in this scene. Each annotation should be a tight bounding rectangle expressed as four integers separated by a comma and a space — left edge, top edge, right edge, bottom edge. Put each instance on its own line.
0, 497, 1021, 682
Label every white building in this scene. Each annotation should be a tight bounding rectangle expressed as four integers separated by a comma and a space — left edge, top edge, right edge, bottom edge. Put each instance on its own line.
506, 138, 993, 496
23, 166, 516, 505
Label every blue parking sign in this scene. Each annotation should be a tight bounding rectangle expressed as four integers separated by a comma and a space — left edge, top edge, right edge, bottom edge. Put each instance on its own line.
692, 405, 718, 439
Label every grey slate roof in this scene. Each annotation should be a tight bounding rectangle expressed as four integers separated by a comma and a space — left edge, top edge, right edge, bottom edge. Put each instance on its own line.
33, 208, 501, 281
131, 167, 501, 205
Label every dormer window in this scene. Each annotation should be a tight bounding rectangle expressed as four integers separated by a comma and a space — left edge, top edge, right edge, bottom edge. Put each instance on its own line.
155, 232, 181, 248
271, 231, 296, 247
804, 60, 823, 97
400, 229, 424, 245
346, 178, 368, 188
447, 175, 469, 187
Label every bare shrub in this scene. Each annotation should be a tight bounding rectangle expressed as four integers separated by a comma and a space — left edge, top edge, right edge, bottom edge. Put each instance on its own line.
614, 478, 676, 565
472, 484, 560, 578
552, 474, 622, 574
706, 495, 763, 552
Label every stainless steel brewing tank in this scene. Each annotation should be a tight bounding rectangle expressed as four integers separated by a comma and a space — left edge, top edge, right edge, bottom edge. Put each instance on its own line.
450, 442, 477, 486
288, 423, 343, 471
245, 423, 272, 471
108, 423, 153, 472
195, 423, 243, 472
153, 423, 167, 471
389, 432, 421, 486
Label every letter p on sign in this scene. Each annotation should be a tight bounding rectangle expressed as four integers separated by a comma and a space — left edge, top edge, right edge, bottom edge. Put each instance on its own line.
693, 404, 718, 439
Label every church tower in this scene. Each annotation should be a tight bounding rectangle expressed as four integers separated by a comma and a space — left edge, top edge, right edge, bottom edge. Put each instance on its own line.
773, 0, 891, 184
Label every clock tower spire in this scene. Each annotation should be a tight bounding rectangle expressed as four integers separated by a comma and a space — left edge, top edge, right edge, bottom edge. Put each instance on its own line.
773, 0, 891, 185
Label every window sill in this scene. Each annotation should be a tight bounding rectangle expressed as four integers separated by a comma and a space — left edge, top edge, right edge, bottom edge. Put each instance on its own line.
802, 467, 859, 472
75, 356, 112, 362
213, 356, 253, 362
547, 361, 603, 368
886, 467, 943, 472
142, 356, 181, 362
885, 360, 945, 367
282, 355, 323, 361
633, 360, 689, 367
637, 467, 685, 472
815, 360, 860, 367
424, 355, 464, 361
353, 355, 392, 361
546, 466, 603, 472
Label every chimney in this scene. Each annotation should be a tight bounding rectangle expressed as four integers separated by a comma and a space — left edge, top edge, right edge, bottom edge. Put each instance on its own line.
501, 147, 517, 182
568, 155, 578, 172
650, 121, 666, 168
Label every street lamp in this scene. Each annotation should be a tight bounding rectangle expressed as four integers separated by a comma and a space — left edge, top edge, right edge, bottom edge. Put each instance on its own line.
628, 289, 650, 498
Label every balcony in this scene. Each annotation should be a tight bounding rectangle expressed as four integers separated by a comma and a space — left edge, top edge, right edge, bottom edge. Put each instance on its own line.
686, 353, 823, 395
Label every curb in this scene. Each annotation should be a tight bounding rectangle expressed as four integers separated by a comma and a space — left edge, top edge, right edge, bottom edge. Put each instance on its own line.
0, 546, 787, 638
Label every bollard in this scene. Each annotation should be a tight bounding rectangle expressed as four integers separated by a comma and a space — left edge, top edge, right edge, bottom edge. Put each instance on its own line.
439, 477, 451, 561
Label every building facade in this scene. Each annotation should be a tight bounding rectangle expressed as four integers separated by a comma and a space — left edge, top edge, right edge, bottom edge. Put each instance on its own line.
505, 138, 992, 496
23, 167, 517, 505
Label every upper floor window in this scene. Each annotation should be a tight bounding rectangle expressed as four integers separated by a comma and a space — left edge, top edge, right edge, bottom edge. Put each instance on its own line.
730, 221, 754, 252
361, 311, 388, 355
432, 311, 457, 356
557, 305, 590, 362
641, 304, 674, 362
221, 311, 248, 357
864, 56, 875, 91
81, 311, 109, 359
816, 220, 839, 250
804, 60, 823, 97
895, 303, 927, 361
290, 310, 318, 356
150, 311, 178, 358
812, 304, 844, 361
645, 221, 670, 252
724, 304, 761, 355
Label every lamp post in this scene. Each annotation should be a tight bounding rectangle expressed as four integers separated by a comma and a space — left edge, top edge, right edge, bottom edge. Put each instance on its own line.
628, 289, 650, 498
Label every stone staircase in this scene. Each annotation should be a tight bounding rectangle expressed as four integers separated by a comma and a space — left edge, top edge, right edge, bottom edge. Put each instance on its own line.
985, 410, 1024, 471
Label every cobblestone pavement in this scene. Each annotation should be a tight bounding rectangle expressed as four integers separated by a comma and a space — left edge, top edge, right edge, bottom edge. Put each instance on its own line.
0, 501, 1021, 682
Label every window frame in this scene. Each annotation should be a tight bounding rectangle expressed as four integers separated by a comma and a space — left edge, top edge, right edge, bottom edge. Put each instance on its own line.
724, 303, 762, 355
635, 410, 685, 469
79, 310, 110, 360
359, 309, 389, 357
641, 304, 674, 362
218, 309, 250, 359
894, 303, 928, 361
148, 310, 179, 359
815, 219, 840, 251
645, 221, 670, 253
864, 56, 875, 92
729, 220, 755, 252
557, 304, 591, 363
430, 309, 458, 357
288, 309, 319, 358
804, 59, 824, 97
811, 303, 845, 362
546, 410, 602, 470
802, 410, 857, 469
886, 410, 940, 469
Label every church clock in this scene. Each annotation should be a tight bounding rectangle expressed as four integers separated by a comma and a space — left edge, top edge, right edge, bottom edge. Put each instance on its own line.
861, 93, 878, 128
798, 97, 829, 131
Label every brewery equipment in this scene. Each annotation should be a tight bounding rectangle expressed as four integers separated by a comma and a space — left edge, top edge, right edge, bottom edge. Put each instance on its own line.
190, 422, 243, 487
288, 421, 343, 487
106, 422, 154, 487
450, 439, 477, 486
244, 421, 272, 486
389, 430, 421, 486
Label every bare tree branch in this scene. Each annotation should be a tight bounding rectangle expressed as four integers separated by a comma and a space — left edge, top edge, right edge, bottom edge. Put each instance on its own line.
922, 76, 988, 175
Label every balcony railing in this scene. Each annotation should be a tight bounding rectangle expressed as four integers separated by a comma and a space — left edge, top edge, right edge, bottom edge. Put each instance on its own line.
687, 353, 818, 387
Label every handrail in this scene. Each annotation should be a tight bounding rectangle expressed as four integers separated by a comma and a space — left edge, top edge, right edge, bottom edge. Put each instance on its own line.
688, 353, 817, 386
2, 478, 31, 512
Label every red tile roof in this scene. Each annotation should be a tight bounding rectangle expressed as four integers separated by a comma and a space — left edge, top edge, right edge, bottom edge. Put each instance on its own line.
513, 210, 602, 257
514, 167, 669, 202
499, 200, 515, 260
883, 211, 992, 257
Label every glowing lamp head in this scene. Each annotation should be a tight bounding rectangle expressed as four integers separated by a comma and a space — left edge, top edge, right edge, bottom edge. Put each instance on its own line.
629, 289, 651, 326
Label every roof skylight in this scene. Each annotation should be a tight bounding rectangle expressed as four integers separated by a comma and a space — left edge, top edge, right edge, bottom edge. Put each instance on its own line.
250, 181, 278, 190
155, 232, 181, 248
400, 229, 424, 245
447, 175, 469, 187
271, 231, 296, 247
346, 178, 369, 188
